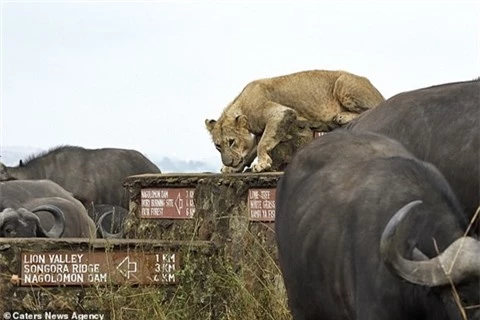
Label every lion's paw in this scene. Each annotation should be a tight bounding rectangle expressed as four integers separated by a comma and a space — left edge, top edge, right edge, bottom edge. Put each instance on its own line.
252, 157, 272, 172
221, 165, 242, 173
333, 113, 358, 125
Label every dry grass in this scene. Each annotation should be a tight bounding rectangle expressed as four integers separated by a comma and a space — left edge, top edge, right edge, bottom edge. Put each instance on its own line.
7, 228, 291, 319
434, 206, 480, 320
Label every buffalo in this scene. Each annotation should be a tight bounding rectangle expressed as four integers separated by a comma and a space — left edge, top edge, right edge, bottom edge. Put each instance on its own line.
87, 204, 128, 239
0, 180, 96, 238
275, 130, 479, 320
0, 206, 65, 238
0, 146, 161, 210
346, 79, 479, 221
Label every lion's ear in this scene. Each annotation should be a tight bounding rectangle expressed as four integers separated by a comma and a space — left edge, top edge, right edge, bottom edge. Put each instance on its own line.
235, 115, 249, 130
205, 119, 217, 132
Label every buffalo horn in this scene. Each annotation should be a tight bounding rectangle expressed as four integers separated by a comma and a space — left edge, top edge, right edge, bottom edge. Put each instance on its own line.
381, 200, 480, 286
97, 208, 124, 239
32, 205, 65, 238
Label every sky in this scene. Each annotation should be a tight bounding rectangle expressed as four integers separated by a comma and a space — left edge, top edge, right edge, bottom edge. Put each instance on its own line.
1, 1, 479, 169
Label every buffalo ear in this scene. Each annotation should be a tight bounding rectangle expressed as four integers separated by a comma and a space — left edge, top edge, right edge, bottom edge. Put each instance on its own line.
235, 115, 249, 130
205, 119, 217, 132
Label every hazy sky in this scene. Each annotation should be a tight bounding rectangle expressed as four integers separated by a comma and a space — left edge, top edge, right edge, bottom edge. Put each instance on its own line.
1, 1, 479, 166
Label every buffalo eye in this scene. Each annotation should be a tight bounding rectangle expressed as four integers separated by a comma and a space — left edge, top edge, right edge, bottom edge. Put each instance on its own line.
215, 144, 221, 151
4, 226, 14, 236
228, 139, 235, 147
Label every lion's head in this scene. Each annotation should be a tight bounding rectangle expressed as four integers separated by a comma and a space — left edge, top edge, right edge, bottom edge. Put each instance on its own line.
205, 115, 257, 173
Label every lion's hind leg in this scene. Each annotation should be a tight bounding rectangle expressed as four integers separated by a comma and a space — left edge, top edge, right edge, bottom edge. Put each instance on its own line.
333, 73, 385, 114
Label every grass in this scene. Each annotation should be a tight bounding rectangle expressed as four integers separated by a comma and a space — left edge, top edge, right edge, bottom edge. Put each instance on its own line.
79, 230, 291, 320
3, 223, 291, 320
448, 206, 480, 320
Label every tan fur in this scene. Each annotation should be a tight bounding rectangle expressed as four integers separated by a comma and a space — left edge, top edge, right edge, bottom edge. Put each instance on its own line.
205, 70, 385, 173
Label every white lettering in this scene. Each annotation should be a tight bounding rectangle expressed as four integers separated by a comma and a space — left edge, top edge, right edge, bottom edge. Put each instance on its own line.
150, 208, 163, 215
262, 200, 275, 209
262, 210, 275, 219
12, 312, 42, 320
44, 311, 69, 319
141, 189, 162, 199
24, 263, 69, 274
163, 253, 175, 263
251, 210, 261, 219
162, 272, 176, 283
160, 190, 169, 198
151, 199, 165, 207
23, 254, 45, 264
249, 190, 260, 199
23, 273, 84, 284
260, 190, 271, 199
71, 313, 105, 320
88, 273, 107, 283
71, 264, 100, 273
250, 200, 262, 209
186, 207, 195, 217
162, 263, 176, 273
47, 253, 84, 264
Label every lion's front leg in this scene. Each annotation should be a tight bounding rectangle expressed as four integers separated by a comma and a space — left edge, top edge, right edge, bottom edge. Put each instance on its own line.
221, 165, 243, 173
253, 103, 297, 172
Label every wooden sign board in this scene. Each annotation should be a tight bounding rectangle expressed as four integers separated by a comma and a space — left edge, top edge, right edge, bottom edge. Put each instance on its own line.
21, 251, 180, 286
140, 188, 195, 219
248, 188, 276, 222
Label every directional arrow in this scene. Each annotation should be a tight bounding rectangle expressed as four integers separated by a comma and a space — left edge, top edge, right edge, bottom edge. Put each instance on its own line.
116, 256, 137, 279
175, 193, 184, 215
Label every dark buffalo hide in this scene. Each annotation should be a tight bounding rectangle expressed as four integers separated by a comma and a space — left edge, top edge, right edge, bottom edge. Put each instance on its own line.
347, 79, 479, 221
276, 130, 479, 320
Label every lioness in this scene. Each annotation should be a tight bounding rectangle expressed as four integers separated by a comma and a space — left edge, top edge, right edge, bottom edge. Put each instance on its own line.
205, 70, 385, 173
